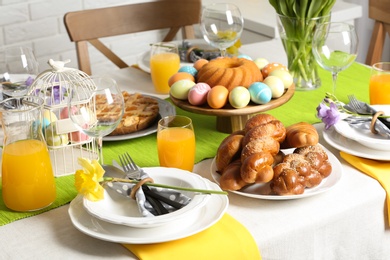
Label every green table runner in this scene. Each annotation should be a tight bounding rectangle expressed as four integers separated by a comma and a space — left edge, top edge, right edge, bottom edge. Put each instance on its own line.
0, 62, 371, 226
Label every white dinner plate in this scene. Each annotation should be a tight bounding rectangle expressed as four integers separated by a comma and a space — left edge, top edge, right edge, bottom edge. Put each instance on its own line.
136, 39, 212, 73
334, 105, 390, 151
323, 127, 390, 161
210, 145, 342, 200
68, 180, 228, 244
103, 96, 175, 141
83, 167, 211, 228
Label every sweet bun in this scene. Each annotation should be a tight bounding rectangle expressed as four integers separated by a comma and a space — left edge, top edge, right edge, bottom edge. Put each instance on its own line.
197, 57, 263, 91
270, 144, 332, 195
215, 131, 244, 172
219, 160, 247, 191
244, 113, 277, 133
243, 120, 286, 145
270, 168, 306, 195
294, 144, 332, 178
241, 152, 274, 183
241, 136, 280, 162
281, 122, 319, 149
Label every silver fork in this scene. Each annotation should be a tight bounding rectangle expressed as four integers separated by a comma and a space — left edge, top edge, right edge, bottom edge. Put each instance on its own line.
118, 152, 169, 215
118, 152, 141, 180
346, 94, 390, 132
347, 94, 375, 115
118, 153, 183, 213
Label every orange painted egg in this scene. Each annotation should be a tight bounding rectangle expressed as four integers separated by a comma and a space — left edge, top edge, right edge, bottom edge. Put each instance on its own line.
193, 59, 209, 71
207, 85, 229, 109
261, 62, 288, 78
168, 72, 195, 87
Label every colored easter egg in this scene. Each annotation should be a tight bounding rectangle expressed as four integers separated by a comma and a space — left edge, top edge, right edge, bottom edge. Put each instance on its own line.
269, 69, 293, 89
193, 59, 209, 71
45, 122, 69, 147
248, 82, 272, 104
228, 86, 251, 108
207, 85, 229, 109
261, 62, 288, 78
253, 58, 269, 70
263, 76, 285, 98
188, 83, 211, 106
170, 79, 196, 100
178, 65, 198, 77
237, 54, 253, 60
168, 72, 195, 87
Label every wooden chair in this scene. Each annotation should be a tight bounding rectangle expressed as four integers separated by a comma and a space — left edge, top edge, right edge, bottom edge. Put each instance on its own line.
365, 0, 390, 65
64, 0, 201, 75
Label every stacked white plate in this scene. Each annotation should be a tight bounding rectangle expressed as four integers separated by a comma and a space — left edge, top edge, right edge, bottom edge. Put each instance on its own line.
323, 105, 390, 161
68, 167, 229, 244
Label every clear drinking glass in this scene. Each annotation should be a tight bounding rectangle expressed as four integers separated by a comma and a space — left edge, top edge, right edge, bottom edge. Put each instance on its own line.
68, 76, 124, 164
312, 22, 358, 95
0, 96, 56, 212
200, 3, 244, 57
150, 42, 180, 94
157, 115, 196, 172
0, 46, 39, 99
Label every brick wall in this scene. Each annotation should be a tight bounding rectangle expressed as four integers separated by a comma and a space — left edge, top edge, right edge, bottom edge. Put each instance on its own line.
0, 0, 175, 75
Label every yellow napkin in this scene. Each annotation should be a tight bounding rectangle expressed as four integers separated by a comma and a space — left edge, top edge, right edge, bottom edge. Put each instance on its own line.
123, 213, 261, 260
340, 152, 390, 225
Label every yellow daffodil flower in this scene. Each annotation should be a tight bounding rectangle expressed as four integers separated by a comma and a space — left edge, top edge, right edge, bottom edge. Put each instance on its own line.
74, 157, 105, 201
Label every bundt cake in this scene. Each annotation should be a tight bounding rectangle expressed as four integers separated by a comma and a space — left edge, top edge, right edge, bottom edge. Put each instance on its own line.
197, 57, 263, 91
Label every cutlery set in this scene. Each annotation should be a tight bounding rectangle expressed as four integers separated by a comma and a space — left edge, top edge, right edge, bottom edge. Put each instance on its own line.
343, 95, 390, 137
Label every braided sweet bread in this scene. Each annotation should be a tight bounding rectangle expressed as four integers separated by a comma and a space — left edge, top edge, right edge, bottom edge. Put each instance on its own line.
270, 144, 332, 195
216, 114, 286, 190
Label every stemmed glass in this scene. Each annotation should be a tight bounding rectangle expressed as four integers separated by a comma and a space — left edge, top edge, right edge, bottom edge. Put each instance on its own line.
0, 46, 39, 99
68, 76, 124, 164
312, 22, 358, 95
200, 3, 244, 57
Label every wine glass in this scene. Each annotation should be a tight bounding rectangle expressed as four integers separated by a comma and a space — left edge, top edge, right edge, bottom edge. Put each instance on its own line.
312, 22, 358, 95
200, 3, 244, 57
0, 46, 39, 99
68, 76, 124, 164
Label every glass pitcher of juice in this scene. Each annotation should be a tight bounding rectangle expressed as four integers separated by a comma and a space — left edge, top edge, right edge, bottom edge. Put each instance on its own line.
0, 96, 56, 211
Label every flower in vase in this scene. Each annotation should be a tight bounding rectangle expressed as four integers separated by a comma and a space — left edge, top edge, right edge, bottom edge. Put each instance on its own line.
268, 0, 336, 89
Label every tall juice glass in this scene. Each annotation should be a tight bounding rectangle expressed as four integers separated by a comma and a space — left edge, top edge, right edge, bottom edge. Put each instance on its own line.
150, 43, 180, 94
0, 96, 56, 211
157, 115, 195, 171
369, 62, 390, 105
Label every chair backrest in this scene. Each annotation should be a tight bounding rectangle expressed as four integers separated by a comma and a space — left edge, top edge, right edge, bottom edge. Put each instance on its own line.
365, 0, 390, 65
64, 0, 201, 75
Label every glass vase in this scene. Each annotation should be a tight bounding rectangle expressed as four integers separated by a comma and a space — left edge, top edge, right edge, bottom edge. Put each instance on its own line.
277, 14, 330, 91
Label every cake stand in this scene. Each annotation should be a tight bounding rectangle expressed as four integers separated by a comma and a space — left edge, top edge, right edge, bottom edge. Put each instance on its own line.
170, 84, 295, 133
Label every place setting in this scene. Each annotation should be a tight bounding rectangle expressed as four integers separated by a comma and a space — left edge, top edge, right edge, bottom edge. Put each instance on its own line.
67, 113, 260, 258
321, 62, 390, 161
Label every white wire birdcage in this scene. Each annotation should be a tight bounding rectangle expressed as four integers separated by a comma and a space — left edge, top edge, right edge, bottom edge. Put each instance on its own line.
28, 59, 98, 177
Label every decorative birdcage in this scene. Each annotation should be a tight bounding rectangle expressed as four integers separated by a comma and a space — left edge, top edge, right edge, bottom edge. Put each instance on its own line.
28, 59, 98, 177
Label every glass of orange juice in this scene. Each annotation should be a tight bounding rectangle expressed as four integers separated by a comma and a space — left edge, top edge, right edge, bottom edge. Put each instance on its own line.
150, 42, 180, 94
0, 96, 56, 212
157, 115, 196, 172
369, 62, 390, 105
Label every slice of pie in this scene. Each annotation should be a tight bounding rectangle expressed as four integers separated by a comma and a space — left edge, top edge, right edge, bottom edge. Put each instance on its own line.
108, 92, 160, 136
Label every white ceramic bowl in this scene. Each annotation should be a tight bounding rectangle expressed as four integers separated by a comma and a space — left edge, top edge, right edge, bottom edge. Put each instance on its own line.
83, 167, 211, 228
334, 105, 390, 151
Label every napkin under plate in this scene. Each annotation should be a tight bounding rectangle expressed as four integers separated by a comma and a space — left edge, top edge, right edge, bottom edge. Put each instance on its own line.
123, 213, 261, 260
340, 152, 390, 225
